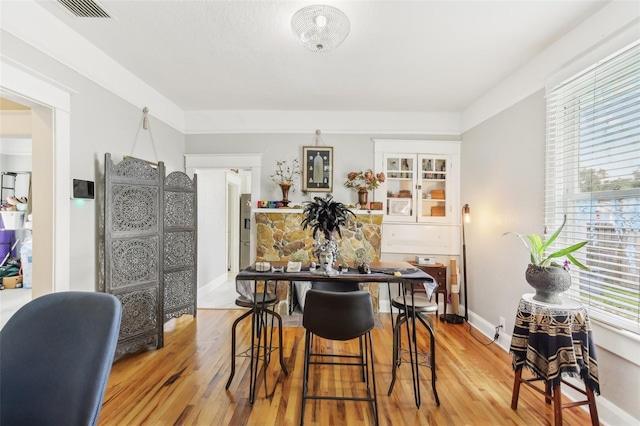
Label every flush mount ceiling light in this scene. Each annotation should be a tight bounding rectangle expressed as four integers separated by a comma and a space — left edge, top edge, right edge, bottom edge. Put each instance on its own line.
291, 5, 350, 52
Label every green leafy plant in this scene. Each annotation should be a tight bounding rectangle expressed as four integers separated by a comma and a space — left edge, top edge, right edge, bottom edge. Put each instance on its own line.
301, 194, 355, 240
504, 215, 590, 271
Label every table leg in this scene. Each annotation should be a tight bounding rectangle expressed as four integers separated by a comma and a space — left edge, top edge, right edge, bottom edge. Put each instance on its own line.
249, 306, 257, 404
511, 367, 522, 410
553, 383, 563, 426
585, 385, 600, 426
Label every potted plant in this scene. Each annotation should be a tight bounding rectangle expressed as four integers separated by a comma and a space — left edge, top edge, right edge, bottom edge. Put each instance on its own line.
301, 195, 355, 275
344, 169, 386, 209
504, 215, 589, 304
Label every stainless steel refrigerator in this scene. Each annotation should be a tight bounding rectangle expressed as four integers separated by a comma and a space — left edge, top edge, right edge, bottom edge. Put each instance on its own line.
239, 194, 251, 270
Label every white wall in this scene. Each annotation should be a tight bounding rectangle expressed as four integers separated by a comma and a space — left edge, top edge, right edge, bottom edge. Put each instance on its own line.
462, 90, 639, 423
186, 133, 458, 207
195, 169, 228, 287
1, 31, 185, 292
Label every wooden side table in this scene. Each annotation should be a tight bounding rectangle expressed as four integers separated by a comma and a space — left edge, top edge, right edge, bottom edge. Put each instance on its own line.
408, 262, 447, 320
510, 294, 599, 426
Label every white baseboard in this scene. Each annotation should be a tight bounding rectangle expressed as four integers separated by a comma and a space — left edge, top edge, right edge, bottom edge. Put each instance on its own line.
467, 309, 637, 426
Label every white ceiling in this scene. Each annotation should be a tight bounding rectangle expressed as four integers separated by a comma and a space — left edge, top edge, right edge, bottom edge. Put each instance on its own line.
33, 0, 608, 114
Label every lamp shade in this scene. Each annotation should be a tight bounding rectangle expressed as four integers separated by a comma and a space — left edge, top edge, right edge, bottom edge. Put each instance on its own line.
291, 5, 350, 52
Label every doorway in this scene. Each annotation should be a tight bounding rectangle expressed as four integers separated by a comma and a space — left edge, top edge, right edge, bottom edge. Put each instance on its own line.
184, 154, 262, 290
1, 58, 72, 326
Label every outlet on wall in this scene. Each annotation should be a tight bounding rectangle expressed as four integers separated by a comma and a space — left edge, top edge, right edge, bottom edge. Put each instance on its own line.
499, 316, 506, 330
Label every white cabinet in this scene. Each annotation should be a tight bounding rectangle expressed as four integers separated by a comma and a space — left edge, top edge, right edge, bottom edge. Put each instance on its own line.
378, 150, 459, 224
374, 139, 461, 256
384, 155, 416, 221
417, 155, 450, 222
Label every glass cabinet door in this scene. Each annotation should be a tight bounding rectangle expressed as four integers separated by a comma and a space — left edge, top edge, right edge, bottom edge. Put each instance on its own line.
384, 155, 415, 221
418, 155, 448, 222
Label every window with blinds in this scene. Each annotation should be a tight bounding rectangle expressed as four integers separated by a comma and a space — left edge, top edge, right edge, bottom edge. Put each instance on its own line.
545, 41, 640, 334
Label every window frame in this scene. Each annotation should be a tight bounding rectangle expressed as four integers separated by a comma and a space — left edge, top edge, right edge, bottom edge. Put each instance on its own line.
545, 41, 640, 335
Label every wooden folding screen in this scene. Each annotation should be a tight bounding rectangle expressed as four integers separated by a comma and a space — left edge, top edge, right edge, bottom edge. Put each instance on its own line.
103, 154, 197, 356
163, 171, 198, 321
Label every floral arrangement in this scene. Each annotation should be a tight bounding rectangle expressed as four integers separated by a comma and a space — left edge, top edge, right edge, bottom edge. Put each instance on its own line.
344, 169, 386, 191
271, 159, 301, 187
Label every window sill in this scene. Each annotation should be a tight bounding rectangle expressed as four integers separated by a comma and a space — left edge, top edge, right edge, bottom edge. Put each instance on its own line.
590, 319, 640, 367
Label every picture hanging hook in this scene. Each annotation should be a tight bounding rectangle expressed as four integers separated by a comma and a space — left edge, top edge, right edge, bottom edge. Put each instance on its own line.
143, 107, 149, 130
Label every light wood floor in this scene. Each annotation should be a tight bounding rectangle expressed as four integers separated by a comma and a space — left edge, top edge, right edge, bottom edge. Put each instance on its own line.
98, 309, 594, 425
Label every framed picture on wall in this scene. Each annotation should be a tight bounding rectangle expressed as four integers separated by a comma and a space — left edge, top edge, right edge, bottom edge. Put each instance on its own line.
302, 146, 333, 192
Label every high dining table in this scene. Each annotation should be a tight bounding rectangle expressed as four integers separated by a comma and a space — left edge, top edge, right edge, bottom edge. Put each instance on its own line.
234, 261, 437, 406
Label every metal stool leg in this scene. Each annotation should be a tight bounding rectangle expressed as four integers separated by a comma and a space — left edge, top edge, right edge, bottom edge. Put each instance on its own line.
225, 309, 253, 390
387, 312, 405, 396
416, 313, 439, 406
267, 308, 289, 376
407, 307, 421, 408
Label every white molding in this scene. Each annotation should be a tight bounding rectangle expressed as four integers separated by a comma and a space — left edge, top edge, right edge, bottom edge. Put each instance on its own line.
469, 309, 639, 425
0, 57, 71, 294
0, 0, 184, 132
184, 153, 262, 169
184, 110, 461, 135
373, 139, 461, 154
461, 2, 640, 133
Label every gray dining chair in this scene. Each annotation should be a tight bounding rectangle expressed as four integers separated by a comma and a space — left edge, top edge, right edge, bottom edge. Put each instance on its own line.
300, 289, 378, 425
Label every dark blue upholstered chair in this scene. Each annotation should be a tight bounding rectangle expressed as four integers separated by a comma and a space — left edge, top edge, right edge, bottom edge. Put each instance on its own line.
0, 291, 122, 426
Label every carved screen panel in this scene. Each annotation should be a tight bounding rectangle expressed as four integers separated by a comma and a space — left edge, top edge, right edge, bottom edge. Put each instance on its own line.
163, 172, 197, 321
104, 154, 164, 356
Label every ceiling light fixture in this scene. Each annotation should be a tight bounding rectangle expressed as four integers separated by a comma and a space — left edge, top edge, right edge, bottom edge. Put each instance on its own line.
291, 5, 350, 53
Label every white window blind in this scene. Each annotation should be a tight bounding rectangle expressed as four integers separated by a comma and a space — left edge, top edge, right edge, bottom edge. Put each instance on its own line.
545, 41, 640, 334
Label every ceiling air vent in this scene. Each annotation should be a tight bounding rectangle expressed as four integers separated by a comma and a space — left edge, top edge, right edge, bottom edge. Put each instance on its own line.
56, 0, 112, 18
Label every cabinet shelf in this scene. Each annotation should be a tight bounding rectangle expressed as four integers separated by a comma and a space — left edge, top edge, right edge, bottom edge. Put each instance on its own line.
379, 151, 458, 224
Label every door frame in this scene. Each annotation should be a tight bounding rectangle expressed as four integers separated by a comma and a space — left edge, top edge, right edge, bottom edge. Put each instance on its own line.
226, 172, 241, 273
1, 59, 71, 297
185, 153, 262, 277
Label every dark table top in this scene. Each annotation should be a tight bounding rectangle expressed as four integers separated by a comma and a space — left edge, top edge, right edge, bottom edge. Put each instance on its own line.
236, 261, 434, 284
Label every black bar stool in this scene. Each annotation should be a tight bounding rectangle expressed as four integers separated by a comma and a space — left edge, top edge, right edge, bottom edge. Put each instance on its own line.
387, 286, 440, 408
225, 291, 288, 404
300, 289, 379, 426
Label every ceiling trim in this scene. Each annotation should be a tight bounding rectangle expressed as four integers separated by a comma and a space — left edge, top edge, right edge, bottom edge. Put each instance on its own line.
1, 0, 185, 132
184, 110, 461, 135
461, 1, 640, 133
